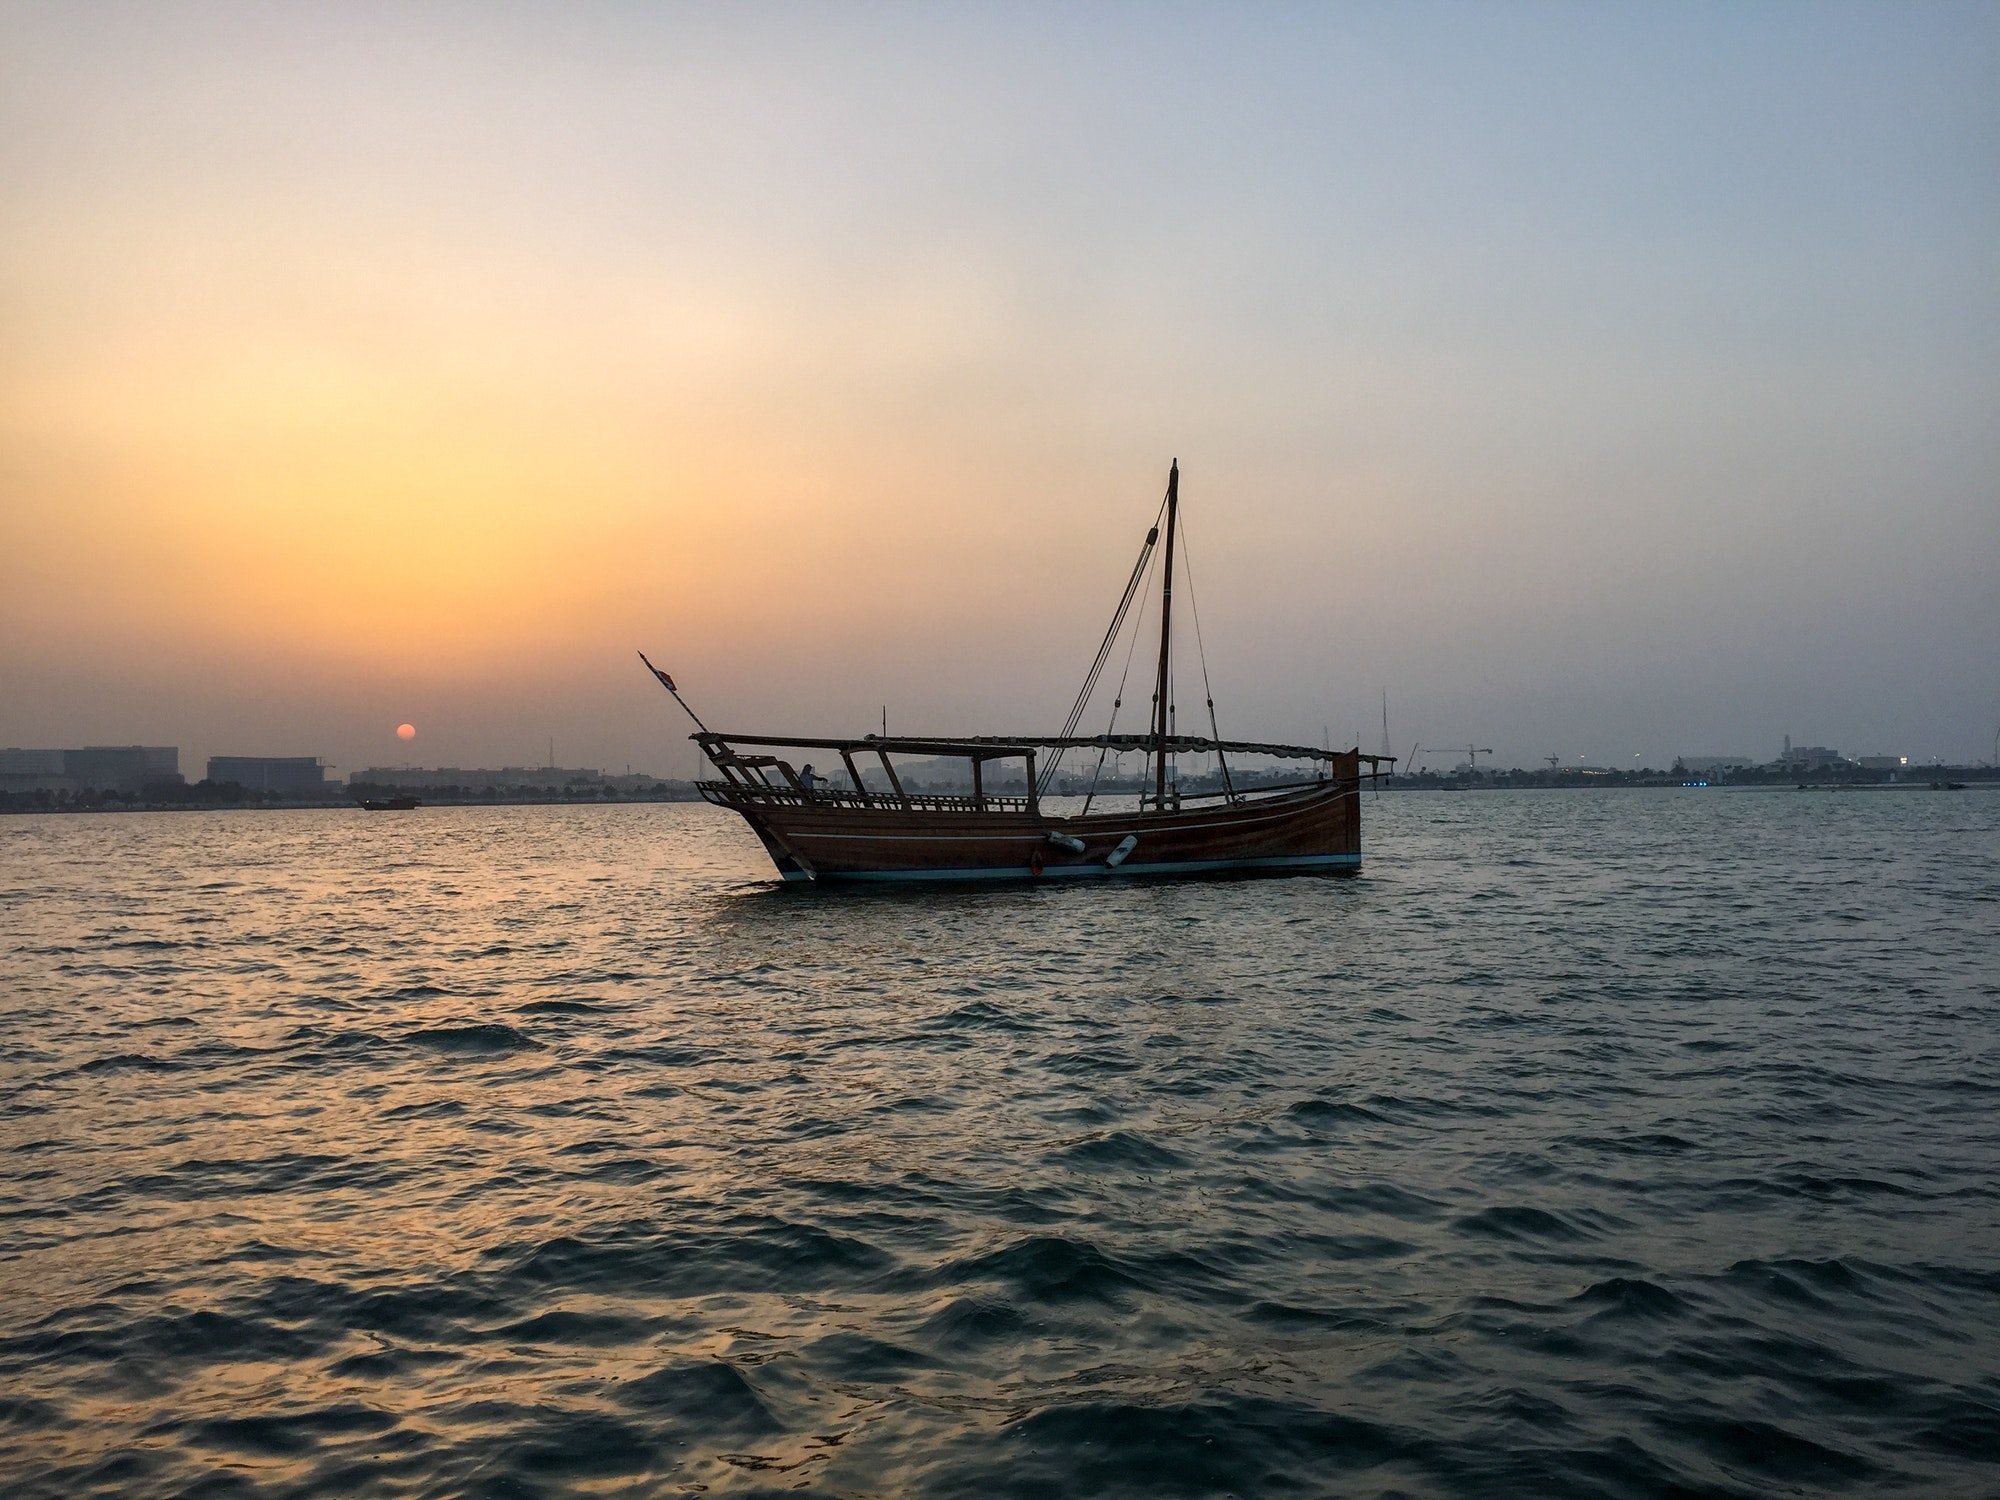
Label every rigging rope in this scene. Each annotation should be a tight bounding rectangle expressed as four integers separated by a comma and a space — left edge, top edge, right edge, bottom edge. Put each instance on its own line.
1080, 542, 1160, 817
1038, 495, 1168, 796
1176, 512, 1235, 800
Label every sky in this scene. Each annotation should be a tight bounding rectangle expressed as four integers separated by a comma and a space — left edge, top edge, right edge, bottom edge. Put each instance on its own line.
3, 1, 1996, 779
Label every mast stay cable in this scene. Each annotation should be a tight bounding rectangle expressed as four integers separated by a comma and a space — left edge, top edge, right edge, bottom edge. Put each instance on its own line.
1175, 513, 1235, 801
1080, 543, 1161, 817
1037, 493, 1168, 795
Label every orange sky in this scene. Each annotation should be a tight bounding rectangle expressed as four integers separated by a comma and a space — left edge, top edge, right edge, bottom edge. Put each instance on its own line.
3, 5, 1996, 776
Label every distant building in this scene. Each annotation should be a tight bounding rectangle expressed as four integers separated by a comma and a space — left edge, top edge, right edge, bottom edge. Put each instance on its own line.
1674, 755, 1751, 774
1775, 737, 1846, 770
0, 748, 71, 794
0, 749, 66, 775
0, 748, 66, 777
1855, 755, 1908, 773
207, 756, 330, 793
2, 746, 182, 796
65, 747, 178, 794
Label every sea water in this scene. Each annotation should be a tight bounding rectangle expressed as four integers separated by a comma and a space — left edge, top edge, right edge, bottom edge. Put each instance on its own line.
2, 791, 1996, 1496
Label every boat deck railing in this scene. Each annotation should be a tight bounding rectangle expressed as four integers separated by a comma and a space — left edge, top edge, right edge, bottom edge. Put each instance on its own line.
696, 779, 1358, 816
699, 782, 1033, 814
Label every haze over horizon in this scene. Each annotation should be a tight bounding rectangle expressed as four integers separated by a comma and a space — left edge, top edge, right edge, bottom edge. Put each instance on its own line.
4, 2, 1996, 781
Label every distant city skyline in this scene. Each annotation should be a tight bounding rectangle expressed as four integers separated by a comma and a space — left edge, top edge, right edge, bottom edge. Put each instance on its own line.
4, 733, 1985, 801
3, 4, 1995, 773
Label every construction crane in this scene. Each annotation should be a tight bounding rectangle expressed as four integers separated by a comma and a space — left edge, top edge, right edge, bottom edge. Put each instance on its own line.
1408, 744, 1495, 772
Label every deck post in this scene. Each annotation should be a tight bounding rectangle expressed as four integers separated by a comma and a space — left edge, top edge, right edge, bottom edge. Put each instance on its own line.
838, 749, 874, 807
876, 749, 910, 809
972, 756, 984, 812
1025, 751, 1038, 816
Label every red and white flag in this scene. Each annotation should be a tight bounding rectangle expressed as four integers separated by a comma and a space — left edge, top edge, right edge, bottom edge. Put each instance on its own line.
637, 652, 676, 693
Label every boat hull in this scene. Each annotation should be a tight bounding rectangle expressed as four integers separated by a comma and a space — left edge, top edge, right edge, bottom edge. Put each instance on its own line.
714, 758, 1363, 884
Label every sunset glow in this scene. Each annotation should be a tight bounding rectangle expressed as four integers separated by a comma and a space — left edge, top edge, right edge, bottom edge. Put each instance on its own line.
2, 5, 1994, 777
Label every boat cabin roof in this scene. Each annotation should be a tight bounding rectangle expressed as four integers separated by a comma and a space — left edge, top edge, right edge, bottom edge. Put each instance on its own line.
695, 730, 1392, 768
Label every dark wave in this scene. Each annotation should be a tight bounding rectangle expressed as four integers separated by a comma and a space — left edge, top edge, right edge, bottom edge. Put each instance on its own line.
1452, 1204, 1596, 1242
1050, 1129, 1189, 1171
405, 1022, 540, 1053
502, 1218, 896, 1298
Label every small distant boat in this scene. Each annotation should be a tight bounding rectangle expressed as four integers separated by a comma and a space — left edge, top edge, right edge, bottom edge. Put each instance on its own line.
358, 796, 422, 811
641, 463, 1392, 883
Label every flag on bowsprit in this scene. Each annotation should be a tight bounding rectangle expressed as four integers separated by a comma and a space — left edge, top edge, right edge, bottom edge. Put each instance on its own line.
638, 652, 676, 693
637, 651, 708, 732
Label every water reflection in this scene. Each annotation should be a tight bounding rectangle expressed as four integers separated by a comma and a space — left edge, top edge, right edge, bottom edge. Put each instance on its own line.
1, 795, 1996, 1495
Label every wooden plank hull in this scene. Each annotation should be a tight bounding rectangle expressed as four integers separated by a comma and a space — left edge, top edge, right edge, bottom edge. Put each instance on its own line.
715, 756, 1363, 883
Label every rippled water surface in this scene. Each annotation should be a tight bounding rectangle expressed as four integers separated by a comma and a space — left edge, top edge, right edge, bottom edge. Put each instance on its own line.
3, 792, 1998, 1497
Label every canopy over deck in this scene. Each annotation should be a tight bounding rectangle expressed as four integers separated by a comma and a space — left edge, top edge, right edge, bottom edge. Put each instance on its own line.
695, 731, 1394, 767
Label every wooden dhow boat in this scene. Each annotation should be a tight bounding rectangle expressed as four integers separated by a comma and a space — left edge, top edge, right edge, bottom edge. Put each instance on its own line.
642, 463, 1391, 883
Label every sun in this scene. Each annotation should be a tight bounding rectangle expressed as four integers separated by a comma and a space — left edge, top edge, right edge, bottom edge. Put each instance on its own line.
396, 723, 416, 741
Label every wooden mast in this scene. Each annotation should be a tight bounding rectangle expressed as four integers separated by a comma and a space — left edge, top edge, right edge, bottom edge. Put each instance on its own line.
1152, 461, 1179, 808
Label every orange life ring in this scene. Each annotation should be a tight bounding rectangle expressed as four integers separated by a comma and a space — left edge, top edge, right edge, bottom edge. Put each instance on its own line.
1030, 848, 1044, 877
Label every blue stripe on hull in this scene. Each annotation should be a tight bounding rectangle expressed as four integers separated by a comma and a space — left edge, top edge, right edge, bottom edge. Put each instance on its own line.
803, 852, 1361, 883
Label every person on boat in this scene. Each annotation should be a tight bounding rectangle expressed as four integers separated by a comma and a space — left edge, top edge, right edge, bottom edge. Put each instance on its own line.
798, 763, 825, 796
